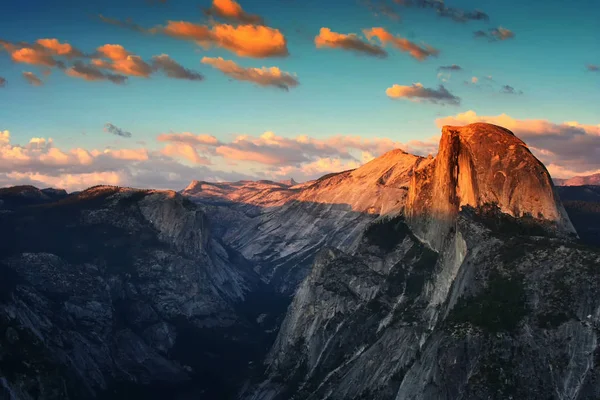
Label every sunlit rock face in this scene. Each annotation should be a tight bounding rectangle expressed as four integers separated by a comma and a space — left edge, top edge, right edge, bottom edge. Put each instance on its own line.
186, 150, 430, 293
244, 123, 600, 400
407, 123, 576, 250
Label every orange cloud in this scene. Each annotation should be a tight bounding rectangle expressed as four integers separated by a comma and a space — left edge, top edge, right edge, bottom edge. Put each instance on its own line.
315, 28, 387, 57
10, 47, 59, 67
211, 24, 288, 58
99, 17, 289, 58
1, 38, 82, 68
364, 27, 439, 60
386, 83, 460, 105
162, 21, 212, 41
205, 0, 264, 24
96, 44, 131, 60
161, 143, 212, 165
201, 57, 298, 90
92, 45, 152, 77
36, 38, 82, 58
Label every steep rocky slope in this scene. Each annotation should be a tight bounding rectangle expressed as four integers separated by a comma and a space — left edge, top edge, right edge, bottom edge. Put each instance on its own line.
186, 150, 430, 293
244, 123, 600, 400
0, 186, 278, 399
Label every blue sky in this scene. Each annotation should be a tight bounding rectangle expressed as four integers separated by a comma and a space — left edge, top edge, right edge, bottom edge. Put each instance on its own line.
0, 0, 599, 189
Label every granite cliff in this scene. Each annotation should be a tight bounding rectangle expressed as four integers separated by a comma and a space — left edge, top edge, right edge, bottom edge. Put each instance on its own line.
243, 123, 600, 400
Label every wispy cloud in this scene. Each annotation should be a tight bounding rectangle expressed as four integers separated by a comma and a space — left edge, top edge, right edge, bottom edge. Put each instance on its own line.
394, 0, 489, 23
202, 57, 298, 90
474, 27, 515, 42
104, 123, 132, 138
363, 27, 439, 61
65, 61, 128, 84
22, 71, 43, 86
500, 84, 523, 95
386, 83, 460, 105
587, 64, 599, 72
438, 64, 462, 71
152, 54, 204, 81
315, 28, 388, 57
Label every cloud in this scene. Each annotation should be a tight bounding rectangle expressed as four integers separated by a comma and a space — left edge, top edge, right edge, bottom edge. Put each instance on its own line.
158, 132, 221, 146
474, 27, 515, 42
91, 44, 152, 77
500, 84, 523, 95
363, 27, 438, 61
0, 126, 445, 190
151, 54, 204, 81
0, 130, 259, 191
65, 61, 128, 84
22, 71, 43, 86
586, 65, 599, 72
204, 0, 264, 24
158, 129, 438, 170
394, 0, 489, 23
361, 0, 401, 21
386, 83, 460, 105
201, 57, 298, 90
438, 64, 462, 71
436, 110, 600, 176
0, 38, 82, 68
36, 38, 83, 58
314, 28, 388, 58
100, 17, 288, 58
0, 77, 6, 87
104, 123, 132, 138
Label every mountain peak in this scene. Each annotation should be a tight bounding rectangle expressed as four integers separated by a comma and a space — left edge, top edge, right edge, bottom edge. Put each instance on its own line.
408, 123, 575, 249
557, 173, 600, 187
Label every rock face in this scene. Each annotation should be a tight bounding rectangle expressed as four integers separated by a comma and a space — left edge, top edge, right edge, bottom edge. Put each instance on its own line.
407, 123, 575, 250
0, 186, 274, 399
244, 123, 600, 400
186, 150, 428, 293
556, 185, 600, 247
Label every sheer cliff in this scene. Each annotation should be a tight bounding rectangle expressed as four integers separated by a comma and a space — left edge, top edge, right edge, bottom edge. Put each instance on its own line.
243, 123, 600, 400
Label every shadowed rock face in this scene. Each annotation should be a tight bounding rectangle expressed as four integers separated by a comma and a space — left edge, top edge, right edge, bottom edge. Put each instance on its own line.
407, 123, 576, 250
0, 186, 278, 399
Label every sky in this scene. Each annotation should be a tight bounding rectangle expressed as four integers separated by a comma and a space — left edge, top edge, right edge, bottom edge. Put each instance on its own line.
0, 0, 599, 191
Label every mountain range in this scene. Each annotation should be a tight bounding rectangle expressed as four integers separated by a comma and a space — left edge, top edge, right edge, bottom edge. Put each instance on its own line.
1, 123, 599, 400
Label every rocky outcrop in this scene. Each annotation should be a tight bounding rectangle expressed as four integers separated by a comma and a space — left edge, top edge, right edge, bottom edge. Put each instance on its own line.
407, 123, 575, 250
0, 186, 270, 399
244, 123, 600, 400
